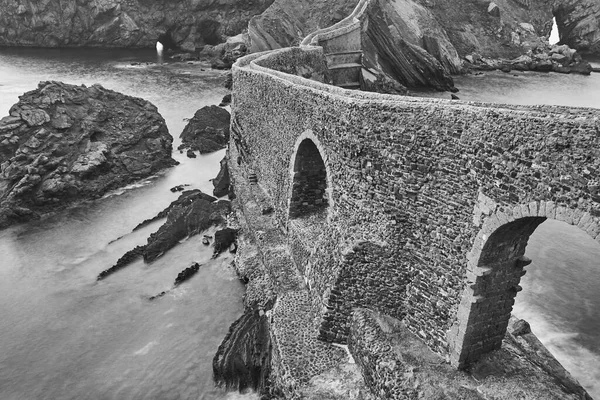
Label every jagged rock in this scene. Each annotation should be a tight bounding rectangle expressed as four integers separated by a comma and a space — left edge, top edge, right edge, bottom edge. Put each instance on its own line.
0, 81, 176, 229
213, 307, 272, 393
98, 190, 229, 280
132, 189, 216, 231
178, 106, 230, 154
359, 68, 408, 95
170, 184, 188, 193
555, 0, 600, 54
219, 94, 232, 107
186, 149, 197, 158
143, 192, 230, 262
213, 228, 238, 258
174, 262, 201, 286
0, 1, 274, 49
213, 156, 230, 198
362, 0, 455, 91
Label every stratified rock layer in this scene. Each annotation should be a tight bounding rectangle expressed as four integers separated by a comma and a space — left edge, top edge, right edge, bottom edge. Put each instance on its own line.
0, 0, 274, 50
0, 81, 176, 229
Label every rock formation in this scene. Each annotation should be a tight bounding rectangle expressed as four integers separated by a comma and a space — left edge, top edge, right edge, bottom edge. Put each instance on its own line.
554, 0, 600, 54
212, 156, 231, 198
0, 0, 274, 50
0, 81, 176, 229
179, 106, 230, 154
97, 189, 230, 280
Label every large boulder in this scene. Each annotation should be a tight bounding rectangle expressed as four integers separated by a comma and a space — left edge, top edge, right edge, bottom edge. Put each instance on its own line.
179, 106, 230, 154
0, 81, 176, 229
212, 155, 231, 198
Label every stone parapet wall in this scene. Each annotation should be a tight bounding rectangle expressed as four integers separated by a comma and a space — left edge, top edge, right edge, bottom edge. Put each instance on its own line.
232, 46, 600, 363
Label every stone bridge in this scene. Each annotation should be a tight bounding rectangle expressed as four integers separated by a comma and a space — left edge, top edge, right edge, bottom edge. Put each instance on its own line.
230, 44, 600, 370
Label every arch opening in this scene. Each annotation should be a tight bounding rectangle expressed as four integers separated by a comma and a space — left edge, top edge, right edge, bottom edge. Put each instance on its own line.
450, 206, 600, 398
288, 139, 329, 219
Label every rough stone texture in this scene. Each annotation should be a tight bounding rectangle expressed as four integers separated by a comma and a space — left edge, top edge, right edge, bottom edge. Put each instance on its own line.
231, 47, 600, 373
0, 0, 274, 49
0, 81, 176, 229
213, 155, 231, 198
554, 0, 600, 54
349, 309, 592, 399
97, 190, 229, 279
179, 105, 230, 154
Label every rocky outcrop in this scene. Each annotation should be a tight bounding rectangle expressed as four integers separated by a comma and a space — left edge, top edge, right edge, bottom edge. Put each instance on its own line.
97, 189, 230, 280
0, 81, 176, 229
213, 156, 231, 198
0, 0, 274, 50
179, 106, 230, 154
248, 0, 358, 52
362, 0, 455, 91
554, 0, 600, 54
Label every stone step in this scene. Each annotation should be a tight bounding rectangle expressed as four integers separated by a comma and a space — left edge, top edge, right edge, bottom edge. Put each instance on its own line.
337, 81, 361, 89
328, 62, 362, 70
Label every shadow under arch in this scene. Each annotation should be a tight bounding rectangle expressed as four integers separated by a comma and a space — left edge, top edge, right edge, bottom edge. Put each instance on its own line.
287, 131, 332, 221
448, 201, 600, 369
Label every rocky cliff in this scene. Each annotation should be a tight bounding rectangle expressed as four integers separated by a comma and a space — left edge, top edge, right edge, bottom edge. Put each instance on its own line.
0, 0, 273, 50
554, 0, 600, 54
0, 81, 176, 229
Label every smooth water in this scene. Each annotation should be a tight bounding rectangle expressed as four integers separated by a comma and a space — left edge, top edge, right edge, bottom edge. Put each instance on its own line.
0, 48, 254, 400
422, 68, 600, 398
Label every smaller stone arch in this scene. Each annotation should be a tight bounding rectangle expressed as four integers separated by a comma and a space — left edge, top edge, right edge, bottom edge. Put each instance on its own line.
448, 200, 600, 368
288, 130, 332, 220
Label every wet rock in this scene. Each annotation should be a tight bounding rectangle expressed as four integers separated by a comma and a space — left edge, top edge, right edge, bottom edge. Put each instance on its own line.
143, 192, 230, 262
451, 94, 460, 100
178, 105, 231, 154
213, 307, 272, 393
174, 262, 201, 286
213, 227, 238, 258
170, 184, 188, 192
0, 81, 176, 230
132, 189, 216, 231
219, 94, 232, 107
213, 156, 230, 198
97, 245, 146, 280
202, 236, 210, 245
187, 149, 197, 158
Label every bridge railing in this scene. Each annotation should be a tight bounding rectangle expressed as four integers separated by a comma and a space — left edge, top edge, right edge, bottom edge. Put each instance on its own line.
300, 0, 372, 47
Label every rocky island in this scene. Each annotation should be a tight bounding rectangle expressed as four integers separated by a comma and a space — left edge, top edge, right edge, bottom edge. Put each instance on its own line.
0, 81, 176, 228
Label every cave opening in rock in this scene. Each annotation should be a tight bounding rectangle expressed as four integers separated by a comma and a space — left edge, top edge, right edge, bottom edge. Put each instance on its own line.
549, 16, 560, 45
448, 211, 600, 397
289, 138, 329, 219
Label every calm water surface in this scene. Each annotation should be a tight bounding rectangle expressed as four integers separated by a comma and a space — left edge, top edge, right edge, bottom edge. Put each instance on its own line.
0, 48, 253, 400
422, 67, 600, 398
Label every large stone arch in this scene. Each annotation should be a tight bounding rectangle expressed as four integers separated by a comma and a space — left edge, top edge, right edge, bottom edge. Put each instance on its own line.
447, 200, 600, 368
287, 130, 333, 222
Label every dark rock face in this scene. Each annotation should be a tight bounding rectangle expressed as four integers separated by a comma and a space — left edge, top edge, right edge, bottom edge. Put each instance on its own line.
0, 81, 176, 229
179, 106, 230, 154
555, 0, 600, 54
363, 0, 455, 91
213, 156, 230, 198
143, 192, 230, 262
0, 0, 274, 50
97, 189, 229, 280
213, 227, 238, 257
174, 262, 201, 286
213, 308, 272, 393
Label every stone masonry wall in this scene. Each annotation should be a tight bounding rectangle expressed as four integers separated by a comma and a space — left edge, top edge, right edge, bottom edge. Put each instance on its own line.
232, 47, 600, 360
318, 242, 413, 343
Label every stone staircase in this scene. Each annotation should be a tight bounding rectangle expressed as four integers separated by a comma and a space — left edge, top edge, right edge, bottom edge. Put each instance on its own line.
325, 50, 363, 89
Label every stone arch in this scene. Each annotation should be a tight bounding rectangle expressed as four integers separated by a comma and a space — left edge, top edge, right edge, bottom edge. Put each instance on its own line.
288, 130, 332, 220
447, 200, 600, 368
